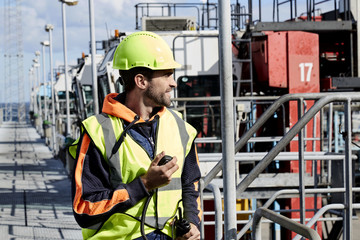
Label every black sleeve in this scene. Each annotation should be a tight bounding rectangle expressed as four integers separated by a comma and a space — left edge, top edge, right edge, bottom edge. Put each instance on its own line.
71, 133, 150, 228
181, 142, 202, 230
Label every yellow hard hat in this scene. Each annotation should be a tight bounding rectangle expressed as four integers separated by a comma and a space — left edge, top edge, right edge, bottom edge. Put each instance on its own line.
113, 31, 181, 70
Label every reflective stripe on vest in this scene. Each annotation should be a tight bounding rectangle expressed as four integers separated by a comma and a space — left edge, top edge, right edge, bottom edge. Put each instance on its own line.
95, 113, 122, 187
81, 108, 197, 234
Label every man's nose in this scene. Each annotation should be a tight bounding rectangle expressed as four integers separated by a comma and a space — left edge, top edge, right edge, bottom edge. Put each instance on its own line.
170, 76, 177, 88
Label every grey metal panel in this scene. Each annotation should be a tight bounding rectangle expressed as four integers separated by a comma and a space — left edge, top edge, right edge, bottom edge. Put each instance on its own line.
332, 77, 360, 88
81, 65, 93, 85
253, 21, 353, 32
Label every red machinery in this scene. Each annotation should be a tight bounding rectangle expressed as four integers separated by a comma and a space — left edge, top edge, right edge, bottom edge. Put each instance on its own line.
252, 31, 321, 238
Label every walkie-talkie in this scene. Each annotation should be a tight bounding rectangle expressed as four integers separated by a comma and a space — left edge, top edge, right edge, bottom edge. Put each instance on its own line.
175, 207, 191, 237
158, 155, 172, 166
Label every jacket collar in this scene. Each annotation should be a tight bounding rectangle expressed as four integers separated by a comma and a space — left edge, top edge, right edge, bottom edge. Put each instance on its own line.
101, 93, 166, 123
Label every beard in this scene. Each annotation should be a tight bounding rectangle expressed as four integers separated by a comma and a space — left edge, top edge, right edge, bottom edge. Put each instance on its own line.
144, 84, 172, 107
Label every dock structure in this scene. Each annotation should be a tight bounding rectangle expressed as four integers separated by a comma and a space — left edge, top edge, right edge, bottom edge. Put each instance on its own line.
0, 122, 82, 239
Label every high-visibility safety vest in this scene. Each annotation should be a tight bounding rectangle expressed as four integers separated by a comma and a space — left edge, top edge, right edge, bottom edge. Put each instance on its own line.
73, 108, 197, 239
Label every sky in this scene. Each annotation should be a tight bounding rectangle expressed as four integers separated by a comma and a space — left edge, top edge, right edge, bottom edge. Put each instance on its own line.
2, 0, 196, 103
0, 0, 334, 104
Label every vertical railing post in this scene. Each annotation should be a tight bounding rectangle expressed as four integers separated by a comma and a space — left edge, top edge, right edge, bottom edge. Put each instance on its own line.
219, 0, 236, 239
327, 103, 333, 183
298, 98, 305, 227
207, 183, 224, 240
343, 98, 353, 240
199, 179, 205, 240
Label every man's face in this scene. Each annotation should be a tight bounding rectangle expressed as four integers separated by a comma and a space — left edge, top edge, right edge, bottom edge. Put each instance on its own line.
144, 69, 177, 107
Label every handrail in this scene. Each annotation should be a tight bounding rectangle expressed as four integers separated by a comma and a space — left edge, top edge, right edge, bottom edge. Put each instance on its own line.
252, 207, 321, 240
203, 92, 331, 188
235, 93, 360, 237
292, 203, 360, 240
237, 187, 360, 239
206, 183, 223, 240
198, 92, 360, 239
235, 93, 360, 194
198, 151, 355, 162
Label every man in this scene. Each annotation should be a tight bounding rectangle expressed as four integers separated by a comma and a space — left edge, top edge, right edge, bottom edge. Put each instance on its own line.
70, 31, 202, 240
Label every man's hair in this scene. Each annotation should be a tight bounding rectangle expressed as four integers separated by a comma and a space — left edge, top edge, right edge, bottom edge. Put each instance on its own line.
119, 67, 153, 92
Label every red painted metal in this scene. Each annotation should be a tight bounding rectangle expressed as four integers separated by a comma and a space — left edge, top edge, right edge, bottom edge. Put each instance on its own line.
252, 31, 288, 88
253, 31, 322, 238
268, 32, 288, 88
286, 31, 321, 239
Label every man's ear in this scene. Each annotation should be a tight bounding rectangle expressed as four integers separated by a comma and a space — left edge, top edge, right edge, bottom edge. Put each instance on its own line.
134, 73, 147, 90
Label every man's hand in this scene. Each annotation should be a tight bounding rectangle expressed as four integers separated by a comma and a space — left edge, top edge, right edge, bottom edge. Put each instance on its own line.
175, 223, 200, 240
141, 151, 179, 192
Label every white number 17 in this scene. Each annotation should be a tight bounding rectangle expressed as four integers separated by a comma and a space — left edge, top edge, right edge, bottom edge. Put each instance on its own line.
299, 62, 313, 82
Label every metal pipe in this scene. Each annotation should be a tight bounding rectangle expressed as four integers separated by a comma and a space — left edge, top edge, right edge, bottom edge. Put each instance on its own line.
252, 207, 321, 240
33, 67, 38, 115
199, 179, 205, 240
327, 103, 333, 152
61, 2, 71, 136
219, 0, 236, 238
236, 94, 360, 195
344, 99, 353, 240
89, 0, 98, 114
36, 62, 43, 135
312, 116, 318, 231
41, 43, 48, 121
198, 151, 355, 162
45, 24, 57, 155
312, 113, 317, 152
350, 32, 354, 77
201, 93, 360, 188
28, 70, 33, 113
237, 187, 360, 239
298, 98, 305, 226
207, 183, 223, 240
293, 203, 360, 240
357, 0, 360, 76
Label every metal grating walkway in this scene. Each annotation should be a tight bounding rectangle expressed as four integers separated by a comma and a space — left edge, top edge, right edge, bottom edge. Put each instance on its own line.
0, 122, 82, 239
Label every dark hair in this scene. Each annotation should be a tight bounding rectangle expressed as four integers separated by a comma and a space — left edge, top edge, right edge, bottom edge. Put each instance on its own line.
119, 67, 153, 92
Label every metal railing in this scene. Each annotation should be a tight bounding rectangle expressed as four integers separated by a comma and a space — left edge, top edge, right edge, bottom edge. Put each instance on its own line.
199, 92, 360, 239
293, 203, 360, 240
252, 207, 321, 240
237, 187, 360, 239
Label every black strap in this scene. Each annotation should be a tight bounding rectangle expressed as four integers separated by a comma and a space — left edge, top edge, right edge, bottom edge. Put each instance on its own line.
109, 115, 140, 160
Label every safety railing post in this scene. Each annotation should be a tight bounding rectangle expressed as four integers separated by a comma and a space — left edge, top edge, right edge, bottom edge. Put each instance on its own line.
343, 99, 353, 240
298, 98, 306, 227
199, 179, 205, 240
207, 183, 224, 240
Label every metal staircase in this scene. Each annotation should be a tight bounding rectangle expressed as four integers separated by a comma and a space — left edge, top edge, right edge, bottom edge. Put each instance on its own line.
196, 93, 360, 240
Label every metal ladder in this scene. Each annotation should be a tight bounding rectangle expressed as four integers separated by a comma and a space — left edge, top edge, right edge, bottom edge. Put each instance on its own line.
232, 36, 254, 97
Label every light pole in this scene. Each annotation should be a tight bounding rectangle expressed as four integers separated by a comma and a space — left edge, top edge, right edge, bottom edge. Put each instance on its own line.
33, 57, 41, 134
29, 68, 35, 114
35, 51, 43, 124
31, 65, 38, 116
59, 0, 78, 136
45, 24, 57, 155
89, 0, 99, 114
41, 41, 49, 122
